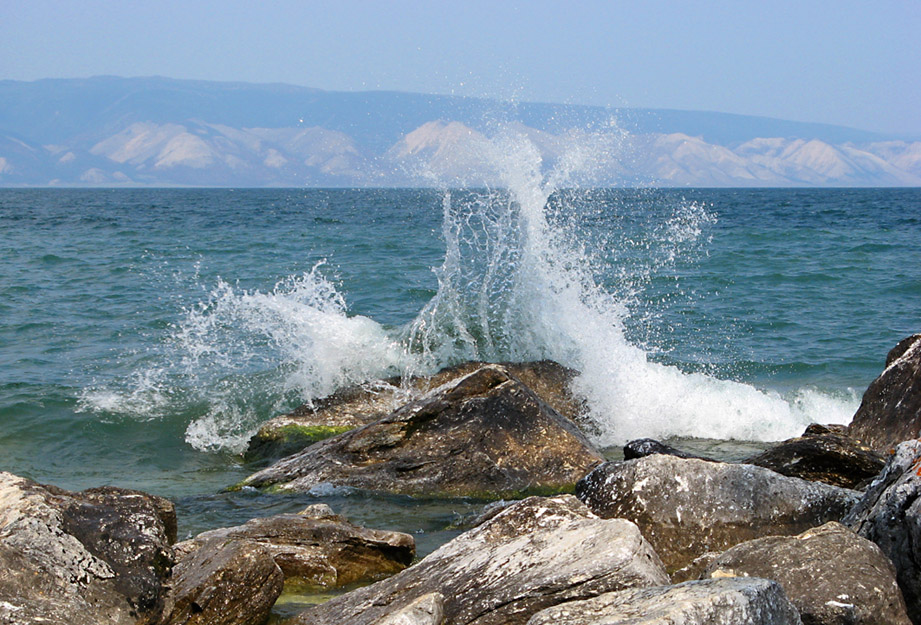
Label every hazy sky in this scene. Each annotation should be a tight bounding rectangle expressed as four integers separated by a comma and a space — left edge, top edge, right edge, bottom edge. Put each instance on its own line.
2, 0, 919, 135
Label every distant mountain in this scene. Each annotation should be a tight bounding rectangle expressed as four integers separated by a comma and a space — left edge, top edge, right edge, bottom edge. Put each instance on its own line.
0, 76, 918, 187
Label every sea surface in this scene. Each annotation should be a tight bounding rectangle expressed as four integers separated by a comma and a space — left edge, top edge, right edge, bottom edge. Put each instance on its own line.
1, 180, 920, 610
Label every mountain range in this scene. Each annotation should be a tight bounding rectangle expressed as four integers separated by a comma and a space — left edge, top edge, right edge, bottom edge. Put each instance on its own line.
1, 76, 919, 187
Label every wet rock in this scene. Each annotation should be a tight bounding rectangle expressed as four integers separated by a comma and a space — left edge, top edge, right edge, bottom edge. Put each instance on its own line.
242, 364, 604, 498
244, 360, 585, 462
843, 439, 921, 623
623, 438, 716, 462
0, 472, 175, 625
744, 426, 885, 489
289, 495, 669, 625
703, 522, 910, 625
576, 455, 860, 572
525, 577, 802, 625
847, 334, 921, 452
174, 504, 414, 589
162, 537, 283, 625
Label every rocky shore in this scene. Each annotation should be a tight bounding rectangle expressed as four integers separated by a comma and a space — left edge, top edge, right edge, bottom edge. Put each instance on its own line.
2, 334, 920, 625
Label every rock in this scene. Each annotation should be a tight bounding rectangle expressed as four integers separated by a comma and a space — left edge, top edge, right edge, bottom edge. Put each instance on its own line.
623, 438, 715, 462
526, 577, 802, 625
847, 334, 921, 452
744, 426, 885, 489
241, 364, 604, 498
174, 505, 414, 589
244, 360, 585, 462
576, 455, 860, 572
0, 472, 175, 625
843, 439, 921, 623
375, 593, 445, 625
289, 495, 669, 625
703, 522, 910, 625
162, 537, 283, 625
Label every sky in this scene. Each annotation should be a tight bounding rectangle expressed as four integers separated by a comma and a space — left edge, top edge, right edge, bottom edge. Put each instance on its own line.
1, 0, 919, 135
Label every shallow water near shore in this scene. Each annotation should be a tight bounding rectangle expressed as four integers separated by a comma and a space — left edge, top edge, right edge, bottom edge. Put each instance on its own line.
1, 176, 919, 615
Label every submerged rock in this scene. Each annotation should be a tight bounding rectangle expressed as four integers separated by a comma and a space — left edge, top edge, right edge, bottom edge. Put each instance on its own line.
289, 495, 669, 625
844, 439, 921, 623
173, 504, 414, 589
244, 360, 585, 462
241, 364, 603, 498
744, 424, 885, 489
623, 438, 716, 462
525, 578, 802, 625
576, 455, 860, 572
0, 472, 175, 625
163, 537, 283, 625
703, 522, 910, 625
847, 334, 921, 452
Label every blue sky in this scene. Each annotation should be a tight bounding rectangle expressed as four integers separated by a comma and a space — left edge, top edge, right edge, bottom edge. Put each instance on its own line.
2, 0, 919, 135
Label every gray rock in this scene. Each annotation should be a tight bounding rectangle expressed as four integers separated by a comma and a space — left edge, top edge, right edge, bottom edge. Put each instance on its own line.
0, 472, 175, 625
847, 334, 921, 452
525, 578, 802, 625
174, 505, 414, 589
576, 455, 860, 572
289, 495, 669, 625
704, 522, 910, 625
374, 593, 445, 625
744, 426, 885, 489
245, 360, 585, 462
843, 439, 921, 623
162, 537, 283, 625
242, 364, 603, 498
623, 438, 716, 462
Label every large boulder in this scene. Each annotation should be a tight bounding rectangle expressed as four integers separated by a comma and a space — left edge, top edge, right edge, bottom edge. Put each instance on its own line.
525, 578, 802, 625
703, 522, 910, 625
0, 472, 175, 625
174, 503, 414, 589
576, 455, 860, 572
844, 439, 921, 623
245, 360, 584, 462
847, 334, 921, 452
744, 423, 885, 489
289, 495, 669, 625
162, 537, 283, 625
241, 364, 604, 498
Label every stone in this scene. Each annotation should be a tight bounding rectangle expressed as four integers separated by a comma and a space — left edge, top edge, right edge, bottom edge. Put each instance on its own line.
843, 439, 921, 623
623, 438, 715, 462
525, 578, 802, 625
744, 426, 885, 489
375, 593, 445, 625
576, 455, 860, 572
847, 334, 921, 452
174, 505, 414, 589
703, 522, 910, 625
241, 364, 604, 498
0, 472, 175, 625
162, 537, 283, 625
288, 495, 669, 625
245, 360, 585, 463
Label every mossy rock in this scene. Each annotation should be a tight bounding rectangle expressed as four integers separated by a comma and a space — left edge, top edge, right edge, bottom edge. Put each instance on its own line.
244, 424, 355, 464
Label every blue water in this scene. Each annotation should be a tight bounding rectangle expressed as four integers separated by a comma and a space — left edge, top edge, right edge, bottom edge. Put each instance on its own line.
1, 186, 919, 545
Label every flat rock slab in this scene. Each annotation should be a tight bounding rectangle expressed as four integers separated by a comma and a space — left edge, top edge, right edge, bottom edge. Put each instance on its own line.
174, 503, 414, 589
848, 334, 921, 452
704, 522, 910, 625
288, 495, 669, 625
0, 471, 175, 625
243, 364, 603, 498
744, 425, 885, 489
844, 439, 921, 624
576, 455, 860, 572
525, 578, 802, 625
246, 360, 584, 462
